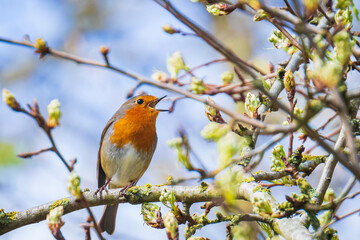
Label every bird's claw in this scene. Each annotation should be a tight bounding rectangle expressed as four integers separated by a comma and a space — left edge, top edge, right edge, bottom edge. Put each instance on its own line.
119, 182, 136, 196
95, 178, 112, 197
95, 185, 108, 197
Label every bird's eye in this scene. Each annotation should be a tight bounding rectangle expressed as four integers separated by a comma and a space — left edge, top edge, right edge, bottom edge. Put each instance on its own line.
137, 99, 144, 104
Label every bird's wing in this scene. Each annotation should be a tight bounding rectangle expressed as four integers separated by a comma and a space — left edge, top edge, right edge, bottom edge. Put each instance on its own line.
97, 116, 115, 188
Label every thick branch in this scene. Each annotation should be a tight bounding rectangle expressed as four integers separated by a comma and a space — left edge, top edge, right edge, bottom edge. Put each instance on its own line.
1, 183, 312, 239
1, 186, 220, 235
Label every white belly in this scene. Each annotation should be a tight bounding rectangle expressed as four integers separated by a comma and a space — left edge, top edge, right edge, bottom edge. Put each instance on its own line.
101, 141, 153, 188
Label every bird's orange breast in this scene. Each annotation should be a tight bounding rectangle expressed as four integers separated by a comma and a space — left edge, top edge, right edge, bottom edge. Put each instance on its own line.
109, 107, 159, 153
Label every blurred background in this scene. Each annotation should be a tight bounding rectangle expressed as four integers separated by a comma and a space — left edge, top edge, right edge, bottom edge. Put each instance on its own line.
0, 0, 359, 239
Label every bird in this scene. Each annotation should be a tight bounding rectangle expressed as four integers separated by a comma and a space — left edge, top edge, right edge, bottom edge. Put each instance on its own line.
97, 94, 167, 234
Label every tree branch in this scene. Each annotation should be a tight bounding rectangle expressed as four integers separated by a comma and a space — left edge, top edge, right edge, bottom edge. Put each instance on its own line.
0, 37, 294, 134
0, 183, 312, 239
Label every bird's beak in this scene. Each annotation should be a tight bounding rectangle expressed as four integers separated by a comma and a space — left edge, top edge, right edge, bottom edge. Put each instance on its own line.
148, 96, 168, 112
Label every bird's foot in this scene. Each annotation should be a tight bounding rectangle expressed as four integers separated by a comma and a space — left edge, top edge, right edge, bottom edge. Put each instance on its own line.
119, 181, 137, 196
95, 178, 111, 197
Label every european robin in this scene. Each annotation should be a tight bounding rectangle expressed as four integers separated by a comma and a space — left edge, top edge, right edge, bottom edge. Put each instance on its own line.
97, 95, 167, 234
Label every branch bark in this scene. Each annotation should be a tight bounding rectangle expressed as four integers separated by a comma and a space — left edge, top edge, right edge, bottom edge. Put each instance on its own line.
0, 183, 312, 239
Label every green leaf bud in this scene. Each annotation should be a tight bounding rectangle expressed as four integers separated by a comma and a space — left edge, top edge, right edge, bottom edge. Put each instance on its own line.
283, 69, 295, 92
163, 212, 178, 239
206, 4, 230, 16
167, 137, 183, 148
270, 144, 286, 171
296, 178, 313, 195
67, 171, 81, 200
324, 188, 336, 202
307, 57, 342, 89
34, 38, 49, 58
190, 77, 207, 94
294, 104, 303, 118
205, 97, 224, 123
47, 206, 64, 237
2, 89, 21, 111
200, 122, 230, 141
205, 97, 218, 120
335, 8, 353, 29
142, 203, 160, 226
162, 24, 177, 34
334, 30, 354, 65
278, 201, 294, 212
269, 30, 298, 55
47, 99, 61, 128
47, 206, 64, 224
253, 9, 269, 21
160, 189, 179, 214
253, 195, 273, 216
34, 38, 47, 51
220, 71, 234, 85
261, 77, 271, 92
245, 92, 261, 118
167, 51, 189, 79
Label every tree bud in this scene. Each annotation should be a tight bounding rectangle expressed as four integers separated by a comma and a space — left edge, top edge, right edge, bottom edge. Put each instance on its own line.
190, 77, 207, 94
67, 171, 81, 200
283, 69, 295, 92
99, 45, 110, 55
162, 24, 177, 34
2, 89, 21, 111
47, 99, 61, 128
220, 71, 234, 85
167, 51, 189, 79
151, 70, 169, 82
163, 212, 178, 240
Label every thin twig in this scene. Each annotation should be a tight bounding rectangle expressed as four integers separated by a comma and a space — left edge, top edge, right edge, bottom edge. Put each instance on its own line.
283, 0, 296, 16
17, 147, 53, 158
331, 209, 360, 225
177, 58, 227, 80
305, 126, 341, 154
315, 113, 338, 131
0, 36, 295, 134
210, 132, 287, 177
153, 0, 264, 77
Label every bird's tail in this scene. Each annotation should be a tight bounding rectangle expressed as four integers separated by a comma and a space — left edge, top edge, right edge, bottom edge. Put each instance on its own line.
99, 204, 119, 235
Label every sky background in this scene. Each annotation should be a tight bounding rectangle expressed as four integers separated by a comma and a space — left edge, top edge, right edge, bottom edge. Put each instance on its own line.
1, 0, 360, 239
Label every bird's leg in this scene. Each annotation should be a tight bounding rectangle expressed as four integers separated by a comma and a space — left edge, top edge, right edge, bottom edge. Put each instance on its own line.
95, 177, 112, 197
119, 181, 137, 196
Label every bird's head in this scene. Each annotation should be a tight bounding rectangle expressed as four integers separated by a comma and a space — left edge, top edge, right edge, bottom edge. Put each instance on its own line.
121, 95, 167, 120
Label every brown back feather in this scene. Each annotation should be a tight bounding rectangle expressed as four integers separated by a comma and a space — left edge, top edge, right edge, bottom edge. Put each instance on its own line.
97, 117, 115, 188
